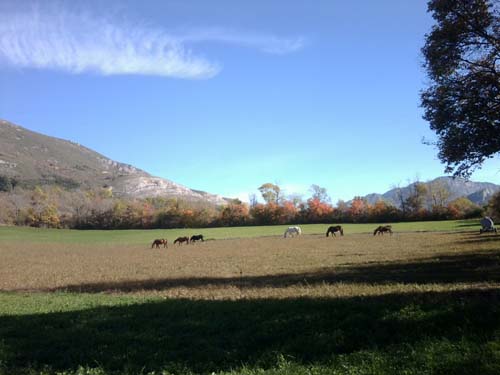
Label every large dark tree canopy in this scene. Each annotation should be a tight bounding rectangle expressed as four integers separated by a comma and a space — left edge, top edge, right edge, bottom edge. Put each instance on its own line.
421, 0, 500, 177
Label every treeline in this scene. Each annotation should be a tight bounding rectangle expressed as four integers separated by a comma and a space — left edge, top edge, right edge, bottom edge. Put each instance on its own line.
0, 181, 493, 229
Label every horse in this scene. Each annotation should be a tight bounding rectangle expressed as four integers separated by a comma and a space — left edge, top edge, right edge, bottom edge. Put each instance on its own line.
190, 234, 204, 243
326, 225, 344, 237
174, 236, 190, 245
373, 225, 393, 236
284, 226, 302, 238
151, 239, 168, 248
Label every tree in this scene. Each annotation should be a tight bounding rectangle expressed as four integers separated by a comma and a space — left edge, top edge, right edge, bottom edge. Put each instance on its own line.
393, 184, 409, 215
0, 176, 13, 192
447, 197, 483, 218
349, 197, 369, 222
427, 179, 450, 209
405, 182, 428, 214
258, 183, 282, 204
309, 184, 330, 203
487, 191, 500, 220
421, 0, 500, 177
305, 198, 333, 223
287, 193, 303, 208
219, 200, 250, 226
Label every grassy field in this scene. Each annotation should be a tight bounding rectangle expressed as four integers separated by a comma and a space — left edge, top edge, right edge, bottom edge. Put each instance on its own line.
0, 219, 482, 244
0, 220, 499, 375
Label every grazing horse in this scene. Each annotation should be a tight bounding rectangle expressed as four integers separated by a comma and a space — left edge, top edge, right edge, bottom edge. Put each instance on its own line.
373, 225, 393, 236
174, 236, 190, 245
284, 226, 302, 238
326, 225, 344, 237
151, 239, 168, 248
190, 234, 204, 243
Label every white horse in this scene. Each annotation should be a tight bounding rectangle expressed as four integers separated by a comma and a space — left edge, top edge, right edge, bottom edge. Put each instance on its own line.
284, 226, 302, 238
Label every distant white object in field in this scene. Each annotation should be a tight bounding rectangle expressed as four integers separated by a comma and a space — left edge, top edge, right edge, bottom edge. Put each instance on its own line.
480, 216, 497, 233
284, 226, 302, 238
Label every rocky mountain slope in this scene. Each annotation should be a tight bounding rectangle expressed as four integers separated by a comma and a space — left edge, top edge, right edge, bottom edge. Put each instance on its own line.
0, 119, 227, 205
361, 176, 500, 207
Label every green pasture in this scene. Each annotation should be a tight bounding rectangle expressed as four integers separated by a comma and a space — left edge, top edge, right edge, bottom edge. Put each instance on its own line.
1, 218, 498, 375
1, 289, 499, 375
0, 219, 481, 244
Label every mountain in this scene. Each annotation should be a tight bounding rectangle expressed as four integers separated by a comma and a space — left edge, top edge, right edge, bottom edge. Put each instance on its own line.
361, 176, 500, 207
0, 119, 228, 205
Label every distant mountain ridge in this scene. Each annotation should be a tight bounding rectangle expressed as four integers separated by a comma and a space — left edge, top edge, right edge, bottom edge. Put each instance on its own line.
3, 119, 499, 208
360, 176, 500, 207
0, 119, 228, 205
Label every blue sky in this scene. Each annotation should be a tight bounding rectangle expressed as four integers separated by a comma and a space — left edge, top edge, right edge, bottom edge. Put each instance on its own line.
1, 0, 500, 203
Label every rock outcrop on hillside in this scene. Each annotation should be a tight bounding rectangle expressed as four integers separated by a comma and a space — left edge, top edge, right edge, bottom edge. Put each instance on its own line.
0, 119, 227, 205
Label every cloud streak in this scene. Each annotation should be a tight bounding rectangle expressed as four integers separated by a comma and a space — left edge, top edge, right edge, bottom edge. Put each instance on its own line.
179, 27, 305, 55
0, 7, 305, 79
0, 8, 219, 79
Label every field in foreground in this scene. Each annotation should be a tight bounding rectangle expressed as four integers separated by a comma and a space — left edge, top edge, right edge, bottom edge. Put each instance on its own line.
1, 223, 499, 375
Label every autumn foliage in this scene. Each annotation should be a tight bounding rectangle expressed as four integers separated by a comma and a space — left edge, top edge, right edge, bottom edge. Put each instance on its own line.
0, 183, 486, 229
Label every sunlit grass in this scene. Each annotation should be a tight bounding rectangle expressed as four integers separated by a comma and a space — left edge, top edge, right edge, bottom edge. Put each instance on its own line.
0, 219, 482, 244
0, 221, 498, 375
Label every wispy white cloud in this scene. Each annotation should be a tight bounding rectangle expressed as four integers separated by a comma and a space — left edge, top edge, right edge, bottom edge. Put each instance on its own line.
178, 27, 306, 55
0, 7, 219, 79
0, 6, 305, 78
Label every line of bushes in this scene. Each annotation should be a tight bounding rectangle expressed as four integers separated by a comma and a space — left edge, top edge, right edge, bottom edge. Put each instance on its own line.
0, 185, 490, 229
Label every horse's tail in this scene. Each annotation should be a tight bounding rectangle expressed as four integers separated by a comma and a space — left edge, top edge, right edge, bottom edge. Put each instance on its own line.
326, 228, 330, 237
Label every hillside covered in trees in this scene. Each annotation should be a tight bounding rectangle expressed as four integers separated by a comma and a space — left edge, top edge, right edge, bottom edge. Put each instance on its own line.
1, 119, 498, 229
0, 179, 496, 229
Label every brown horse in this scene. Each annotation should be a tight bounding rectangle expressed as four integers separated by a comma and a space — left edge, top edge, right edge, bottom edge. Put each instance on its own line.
326, 225, 344, 237
151, 239, 168, 248
373, 225, 393, 236
190, 234, 204, 243
174, 236, 190, 245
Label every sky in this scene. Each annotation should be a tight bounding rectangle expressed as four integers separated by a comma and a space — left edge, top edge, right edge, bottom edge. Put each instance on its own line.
1, 0, 500, 203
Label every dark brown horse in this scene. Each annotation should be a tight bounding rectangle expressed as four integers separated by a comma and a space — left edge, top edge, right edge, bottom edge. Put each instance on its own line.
373, 225, 393, 236
174, 236, 190, 245
151, 239, 168, 248
190, 234, 204, 243
326, 225, 344, 237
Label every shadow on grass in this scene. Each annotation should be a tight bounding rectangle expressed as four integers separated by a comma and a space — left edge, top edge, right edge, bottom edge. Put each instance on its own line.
42, 250, 500, 294
456, 221, 481, 228
456, 232, 500, 245
1, 289, 500, 374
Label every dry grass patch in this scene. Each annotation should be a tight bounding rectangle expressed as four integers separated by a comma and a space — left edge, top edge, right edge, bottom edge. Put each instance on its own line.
1, 231, 499, 299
